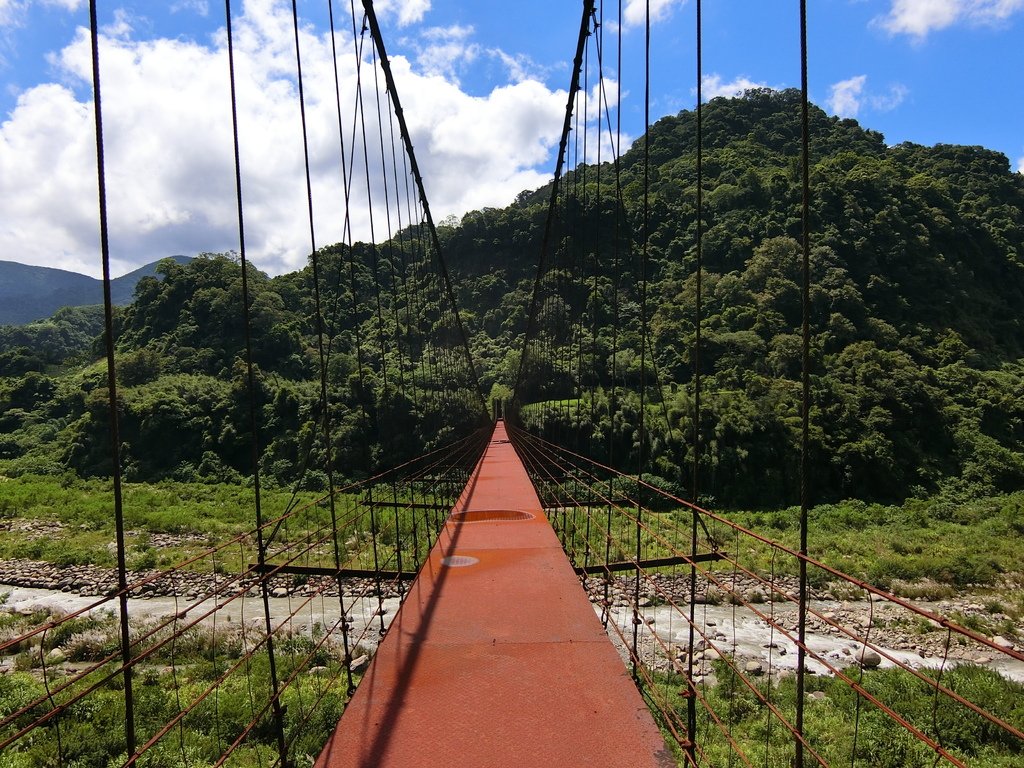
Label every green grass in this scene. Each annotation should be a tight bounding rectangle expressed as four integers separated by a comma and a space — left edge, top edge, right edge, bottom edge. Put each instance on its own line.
1, 474, 1021, 602
0, 473, 452, 579
649, 660, 1024, 767
0, 474, 322, 570
0, 650, 349, 767
727, 493, 1024, 594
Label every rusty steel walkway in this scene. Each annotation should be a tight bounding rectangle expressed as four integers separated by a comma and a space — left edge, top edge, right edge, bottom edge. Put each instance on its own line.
315, 420, 673, 767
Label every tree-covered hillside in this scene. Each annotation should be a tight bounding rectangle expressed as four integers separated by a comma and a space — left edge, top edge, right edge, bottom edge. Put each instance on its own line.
446, 89, 1024, 504
1, 90, 1022, 506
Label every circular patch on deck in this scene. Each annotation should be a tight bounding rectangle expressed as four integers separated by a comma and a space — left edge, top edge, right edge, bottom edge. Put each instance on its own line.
440, 555, 479, 567
450, 509, 534, 523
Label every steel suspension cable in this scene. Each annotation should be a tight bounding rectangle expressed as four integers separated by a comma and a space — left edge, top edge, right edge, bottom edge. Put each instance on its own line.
513, 0, 596, 405
356, 26, 391, 392
324, 0, 359, 692
631, 0, 652, 682
796, 1, 812, 764
687, 0, 704, 760
361, 0, 488, 418
87, 0, 135, 756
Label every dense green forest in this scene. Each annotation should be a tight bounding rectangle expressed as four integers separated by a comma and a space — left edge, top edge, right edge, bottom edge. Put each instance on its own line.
1, 89, 1022, 506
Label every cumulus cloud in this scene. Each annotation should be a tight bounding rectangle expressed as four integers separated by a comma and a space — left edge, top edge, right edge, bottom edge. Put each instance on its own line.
406, 26, 550, 88
872, 82, 908, 111
564, 78, 628, 167
1, 0, 85, 27
829, 74, 867, 117
700, 74, 768, 101
0, 0, 27, 29
1017, 155, 1024, 174
374, 0, 430, 28
623, 0, 687, 29
411, 25, 479, 83
487, 49, 546, 85
0, 0, 567, 276
876, 0, 1024, 38
828, 75, 907, 118
171, 0, 209, 17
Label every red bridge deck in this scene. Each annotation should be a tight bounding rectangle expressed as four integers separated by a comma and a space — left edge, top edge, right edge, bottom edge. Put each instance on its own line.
316, 421, 673, 767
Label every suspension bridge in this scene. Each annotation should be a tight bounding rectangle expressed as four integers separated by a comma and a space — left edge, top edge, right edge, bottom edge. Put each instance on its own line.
1, 1, 1022, 767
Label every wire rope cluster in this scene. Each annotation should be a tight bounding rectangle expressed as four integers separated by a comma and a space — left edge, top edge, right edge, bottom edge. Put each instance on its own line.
508, 1, 1024, 766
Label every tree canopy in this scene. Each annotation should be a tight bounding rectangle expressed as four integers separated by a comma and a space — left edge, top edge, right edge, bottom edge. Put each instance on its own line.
1, 90, 1022, 505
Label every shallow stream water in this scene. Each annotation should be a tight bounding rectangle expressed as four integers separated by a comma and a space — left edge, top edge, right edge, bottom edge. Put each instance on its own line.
3, 583, 1022, 682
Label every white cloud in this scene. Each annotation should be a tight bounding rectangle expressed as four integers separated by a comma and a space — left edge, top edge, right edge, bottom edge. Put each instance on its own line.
412, 25, 479, 83
0, 0, 26, 29
487, 49, 545, 85
171, 0, 209, 17
623, 0, 687, 29
43, 0, 85, 9
0, 0, 567, 277
829, 74, 867, 117
877, 0, 1024, 38
828, 75, 907, 118
407, 26, 548, 87
871, 82, 908, 111
700, 74, 767, 101
1017, 155, 1024, 173
565, 78, 628, 167
1, 0, 85, 25
374, 0, 430, 28
103, 8, 135, 39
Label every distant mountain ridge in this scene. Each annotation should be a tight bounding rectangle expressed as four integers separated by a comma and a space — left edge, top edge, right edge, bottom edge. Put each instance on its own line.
0, 255, 193, 325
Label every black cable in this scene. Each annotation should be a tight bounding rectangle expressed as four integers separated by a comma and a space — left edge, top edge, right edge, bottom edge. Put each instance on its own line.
361, 0, 488, 419
87, 0, 136, 756
795, 1, 812, 765
326, 0, 358, 693
687, 0, 703, 761
632, 0, 652, 684
513, 0, 597, 406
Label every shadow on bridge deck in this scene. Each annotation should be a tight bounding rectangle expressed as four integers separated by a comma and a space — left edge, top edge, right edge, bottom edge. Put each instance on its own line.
315, 420, 674, 767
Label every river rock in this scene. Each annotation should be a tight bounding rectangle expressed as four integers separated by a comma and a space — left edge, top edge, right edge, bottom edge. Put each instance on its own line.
992, 636, 1015, 650
859, 649, 882, 668
744, 660, 764, 676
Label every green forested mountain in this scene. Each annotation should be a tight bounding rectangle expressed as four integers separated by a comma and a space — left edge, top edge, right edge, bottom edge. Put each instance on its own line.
1, 90, 1022, 506
0, 255, 192, 326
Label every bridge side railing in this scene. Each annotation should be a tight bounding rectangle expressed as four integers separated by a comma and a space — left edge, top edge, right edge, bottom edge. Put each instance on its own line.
0, 426, 490, 767
508, 423, 1024, 768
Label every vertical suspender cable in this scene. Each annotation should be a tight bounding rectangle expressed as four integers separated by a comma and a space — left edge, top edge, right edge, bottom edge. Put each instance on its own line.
513, 0, 596, 405
290, 0, 353, 691
686, 3, 703, 760
87, 1, 135, 756
609, 0, 623, 464
233, 1, 287, 762
357, 36, 390, 392
632, 0, 651, 683
326, 0, 358, 693
603, 0, 624, 626
361, 0, 488, 419
795, 1, 812, 765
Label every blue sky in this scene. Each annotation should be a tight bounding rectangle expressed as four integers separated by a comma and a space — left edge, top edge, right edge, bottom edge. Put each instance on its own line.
1, 0, 1022, 277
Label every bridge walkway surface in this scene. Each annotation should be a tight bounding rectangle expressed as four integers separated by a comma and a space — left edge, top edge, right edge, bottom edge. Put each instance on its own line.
315, 420, 674, 767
